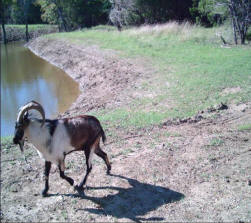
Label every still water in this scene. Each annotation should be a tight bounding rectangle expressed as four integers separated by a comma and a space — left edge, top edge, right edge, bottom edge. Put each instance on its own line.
1, 42, 80, 137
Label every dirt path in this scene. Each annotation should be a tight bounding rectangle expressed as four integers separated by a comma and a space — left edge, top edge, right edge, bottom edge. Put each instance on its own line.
1, 37, 251, 222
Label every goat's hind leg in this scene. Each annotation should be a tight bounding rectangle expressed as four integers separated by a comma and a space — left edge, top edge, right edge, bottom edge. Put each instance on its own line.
95, 146, 111, 174
77, 147, 93, 190
58, 159, 74, 186
42, 161, 51, 197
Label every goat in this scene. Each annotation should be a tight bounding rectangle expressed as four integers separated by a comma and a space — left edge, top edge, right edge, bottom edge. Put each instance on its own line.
13, 100, 111, 197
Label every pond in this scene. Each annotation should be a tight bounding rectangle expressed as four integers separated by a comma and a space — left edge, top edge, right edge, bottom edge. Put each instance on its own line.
1, 42, 80, 137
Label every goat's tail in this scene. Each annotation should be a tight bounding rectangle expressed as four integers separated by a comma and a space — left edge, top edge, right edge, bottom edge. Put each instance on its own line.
101, 128, 106, 144
100, 126, 106, 144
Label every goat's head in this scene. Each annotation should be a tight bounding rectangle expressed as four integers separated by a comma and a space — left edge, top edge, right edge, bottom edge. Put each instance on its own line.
13, 101, 45, 150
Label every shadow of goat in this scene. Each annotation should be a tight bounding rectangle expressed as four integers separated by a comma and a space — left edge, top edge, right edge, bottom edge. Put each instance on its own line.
76, 174, 185, 222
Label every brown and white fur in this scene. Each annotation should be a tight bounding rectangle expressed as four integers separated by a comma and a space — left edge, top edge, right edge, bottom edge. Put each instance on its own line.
13, 101, 111, 197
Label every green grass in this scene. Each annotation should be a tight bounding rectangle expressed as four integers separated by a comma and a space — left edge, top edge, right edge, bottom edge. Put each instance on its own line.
208, 137, 224, 147
238, 124, 251, 131
1, 136, 13, 151
47, 23, 251, 129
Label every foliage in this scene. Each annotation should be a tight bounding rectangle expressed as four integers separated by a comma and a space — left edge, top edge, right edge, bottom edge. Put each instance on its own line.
213, 0, 251, 44
109, 0, 193, 28
0, 0, 13, 43
37, 0, 58, 25
0, 0, 12, 24
191, 0, 251, 43
2, 0, 250, 43
190, 0, 228, 26
8, 0, 42, 24
37, 0, 111, 31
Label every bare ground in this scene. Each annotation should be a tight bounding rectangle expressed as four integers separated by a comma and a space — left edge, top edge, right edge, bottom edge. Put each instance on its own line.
1, 37, 251, 222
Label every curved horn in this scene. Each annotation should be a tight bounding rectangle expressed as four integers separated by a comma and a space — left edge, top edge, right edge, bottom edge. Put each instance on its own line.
17, 101, 45, 127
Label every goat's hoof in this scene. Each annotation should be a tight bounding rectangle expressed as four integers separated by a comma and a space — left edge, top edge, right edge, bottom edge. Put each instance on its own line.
74, 185, 83, 191
69, 178, 74, 186
41, 190, 48, 197
107, 168, 111, 175
74, 185, 85, 195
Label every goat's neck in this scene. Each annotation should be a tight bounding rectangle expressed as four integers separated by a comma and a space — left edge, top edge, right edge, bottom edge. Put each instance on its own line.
25, 119, 50, 150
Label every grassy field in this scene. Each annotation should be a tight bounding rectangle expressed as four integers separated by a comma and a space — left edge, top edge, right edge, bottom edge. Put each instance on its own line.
47, 23, 251, 129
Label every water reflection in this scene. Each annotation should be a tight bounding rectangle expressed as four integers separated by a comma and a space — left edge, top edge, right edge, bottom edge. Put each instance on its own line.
1, 42, 80, 137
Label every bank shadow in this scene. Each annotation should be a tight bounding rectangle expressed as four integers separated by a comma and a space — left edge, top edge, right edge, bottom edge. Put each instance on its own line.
74, 174, 185, 222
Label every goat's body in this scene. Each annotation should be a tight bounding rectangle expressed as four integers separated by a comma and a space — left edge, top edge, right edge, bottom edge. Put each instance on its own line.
25, 115, 105, 165
19, 114, 110, 196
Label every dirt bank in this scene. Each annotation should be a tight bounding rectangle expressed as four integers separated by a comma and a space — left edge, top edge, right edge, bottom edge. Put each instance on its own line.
1, 37, 251, 222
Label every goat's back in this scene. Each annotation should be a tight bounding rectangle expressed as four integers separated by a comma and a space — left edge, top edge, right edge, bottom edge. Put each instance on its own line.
63, 115, 105, 150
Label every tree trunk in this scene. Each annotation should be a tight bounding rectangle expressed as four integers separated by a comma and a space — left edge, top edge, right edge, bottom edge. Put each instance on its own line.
25, 19, 29, 42
1, 6, 7, 44
23, 0, 31, 42
232, 17, 238, 45
240, 31, 245, 44
57, 6, 68, 32
2, 21, 7, 44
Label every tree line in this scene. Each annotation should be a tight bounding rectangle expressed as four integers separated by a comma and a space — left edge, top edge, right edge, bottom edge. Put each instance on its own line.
1, 0, 250, 44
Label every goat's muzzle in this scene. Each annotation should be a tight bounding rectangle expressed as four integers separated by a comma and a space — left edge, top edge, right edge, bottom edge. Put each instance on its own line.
13, 122, 25, 152
13, 137, 25, 152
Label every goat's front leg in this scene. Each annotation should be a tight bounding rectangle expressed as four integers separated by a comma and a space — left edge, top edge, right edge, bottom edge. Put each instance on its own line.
58, 160, 74, 186
42, 161, 51, 197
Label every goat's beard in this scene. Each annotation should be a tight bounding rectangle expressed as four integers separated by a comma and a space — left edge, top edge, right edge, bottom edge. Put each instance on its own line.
18, 140, 25, 152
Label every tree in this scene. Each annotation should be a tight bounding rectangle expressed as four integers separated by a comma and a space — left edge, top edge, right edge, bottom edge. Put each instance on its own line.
24, 0, 32, 41
190, 0, 227, 26
37, 0, 58, 25
52, 0, 69, 31
0, 0, 13, 44
37, 0, 69, 31
109, 0, 135, 29
109, 0, 194, 30
9, 0, 42, 24
77, 0, 111, 28
213, 0, 251, 44
38, 0, 111, 31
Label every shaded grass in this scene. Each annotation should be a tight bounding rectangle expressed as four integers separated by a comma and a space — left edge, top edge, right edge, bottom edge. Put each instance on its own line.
5, 24, 58, 31
1, 24, 58, 42
47, 23, 251, 129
